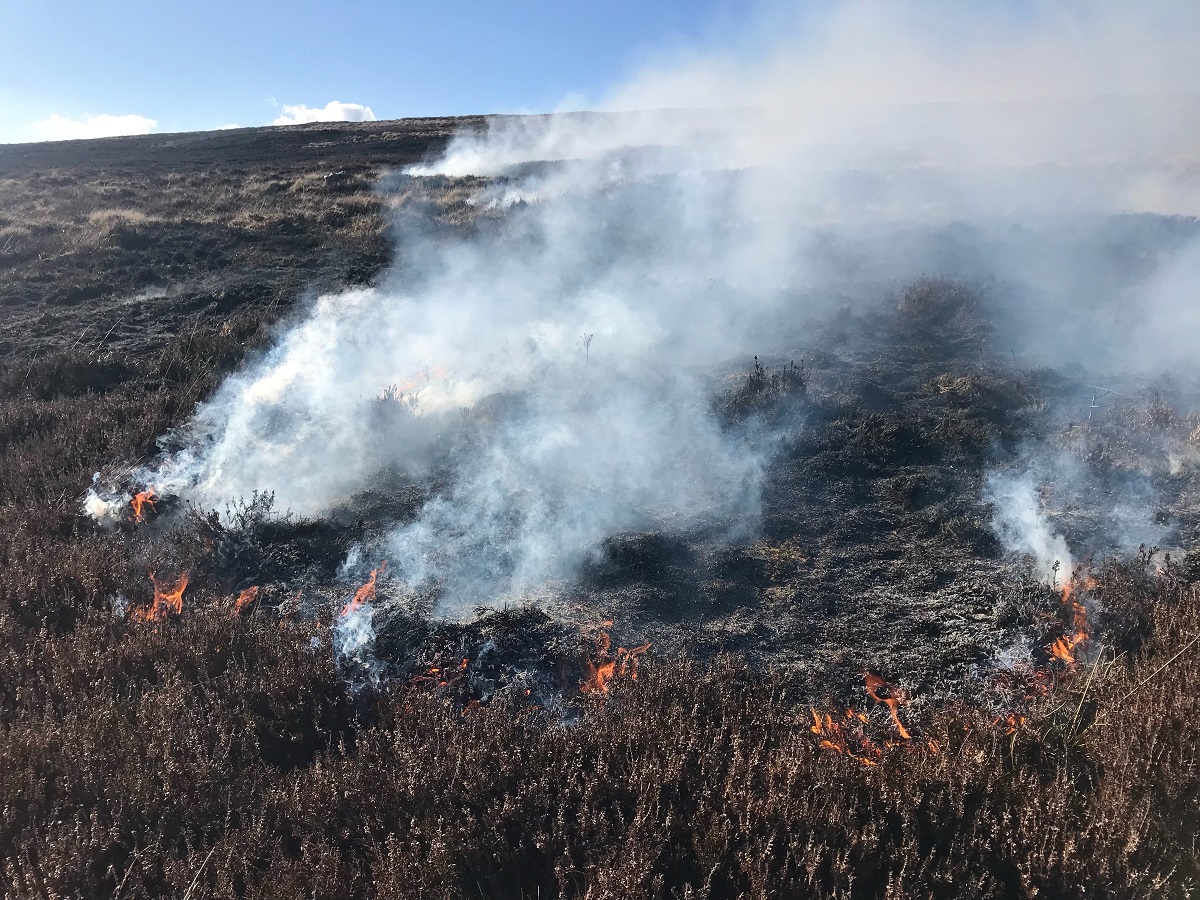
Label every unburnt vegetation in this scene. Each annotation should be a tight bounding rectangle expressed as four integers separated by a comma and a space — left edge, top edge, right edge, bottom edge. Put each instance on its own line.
1, 122, 1199, 898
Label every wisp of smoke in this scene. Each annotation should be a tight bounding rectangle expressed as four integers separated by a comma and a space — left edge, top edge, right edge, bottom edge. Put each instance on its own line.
986, 471, 1076, 588
986, 447, 1173, 586
334, 601, 380, 683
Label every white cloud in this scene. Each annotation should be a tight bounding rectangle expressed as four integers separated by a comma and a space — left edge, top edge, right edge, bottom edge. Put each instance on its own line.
29, 113, 157, 141
272, 101, 376, 126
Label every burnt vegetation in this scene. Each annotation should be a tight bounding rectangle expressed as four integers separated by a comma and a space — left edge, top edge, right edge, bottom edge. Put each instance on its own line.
2, 122, 1199, 898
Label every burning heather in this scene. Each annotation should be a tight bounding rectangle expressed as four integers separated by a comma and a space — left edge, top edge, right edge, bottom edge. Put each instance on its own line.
580, 625, 651, 696
129, 487, 156, 523
333, 562, 387, 684
232, 585, 258, 614
130, 571, 188, 622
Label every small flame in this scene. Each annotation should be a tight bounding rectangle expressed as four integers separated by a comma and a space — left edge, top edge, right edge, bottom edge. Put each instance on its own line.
863, 672, 911, 740
581, 626, 650, 695
341, 561, 387, 617
130, 488, 157, 523
233, 586, 259, 614
1049, 572, 1092, 669
391, 365, 450, 393
1059, 573, 1096, 605
461, 699, 482, 717
131, 571, 188, 622
998, 713, 1026, 735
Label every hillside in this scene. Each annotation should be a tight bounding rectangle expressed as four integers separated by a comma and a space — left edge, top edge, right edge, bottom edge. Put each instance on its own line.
1, 119, 1198, 899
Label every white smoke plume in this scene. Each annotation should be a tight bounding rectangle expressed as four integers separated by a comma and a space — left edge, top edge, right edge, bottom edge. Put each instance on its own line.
986, 472, 1076, 588
986, 448, 1173, 586
334, 600, 379, 682
86, 1, 1200, 616
422, 2, 1200, 218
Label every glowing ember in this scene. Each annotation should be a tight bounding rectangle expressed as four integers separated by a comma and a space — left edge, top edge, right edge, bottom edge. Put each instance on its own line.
809, 707, 879, 766
863, 672, 911, 740
410, 656, 471, 690
341, 561, 387, 617
129, 488, 157, 523
233, 586, 259, 614
131, 571, 188, 622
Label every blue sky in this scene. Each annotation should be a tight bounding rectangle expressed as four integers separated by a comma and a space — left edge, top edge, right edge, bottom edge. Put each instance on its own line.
0, 0, 754, 143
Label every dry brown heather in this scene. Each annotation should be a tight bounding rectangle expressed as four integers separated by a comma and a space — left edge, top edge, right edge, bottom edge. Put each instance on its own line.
1, 124, 1199, 898
1, 558, 1197, 898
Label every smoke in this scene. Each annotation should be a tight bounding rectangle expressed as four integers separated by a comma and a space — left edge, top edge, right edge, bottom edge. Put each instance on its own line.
986, 448, 1173, 585
86, 1, 1200, 617
987, 470, 1076, 588
334, 601, 380, 683
425, 2, 1200, 216
91, 169, 785, 613
384, 364, 764, 613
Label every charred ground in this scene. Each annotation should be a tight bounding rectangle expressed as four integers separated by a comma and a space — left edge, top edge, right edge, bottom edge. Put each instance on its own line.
2, 121, 1199, 898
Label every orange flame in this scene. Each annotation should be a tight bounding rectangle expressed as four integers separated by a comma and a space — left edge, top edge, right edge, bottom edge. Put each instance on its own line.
1050, 572, 1092, 668
997, 713, 1026, 736
392, 366, 450, 393
863, 672, 911, 740
233, 586, 259, 614
582, 658, 617, 695
1059, 573, 1096, 605
581, 627, 651, 695
130, 488, 157, 523
132, 571, 188, 622
411, 655, 471, 690
341, 561, 387, 617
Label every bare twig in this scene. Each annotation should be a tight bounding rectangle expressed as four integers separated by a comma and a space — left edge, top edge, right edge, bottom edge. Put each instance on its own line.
1116, 631, 1200, 705
181, 845, 217, 900
92, 318, 123, 358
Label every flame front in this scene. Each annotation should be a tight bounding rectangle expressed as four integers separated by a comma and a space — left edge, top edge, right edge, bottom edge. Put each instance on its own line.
1050, 572, 1093, 668
130, 488, 157, 523
132, 571, 188, 622
809, 708, 879, 766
